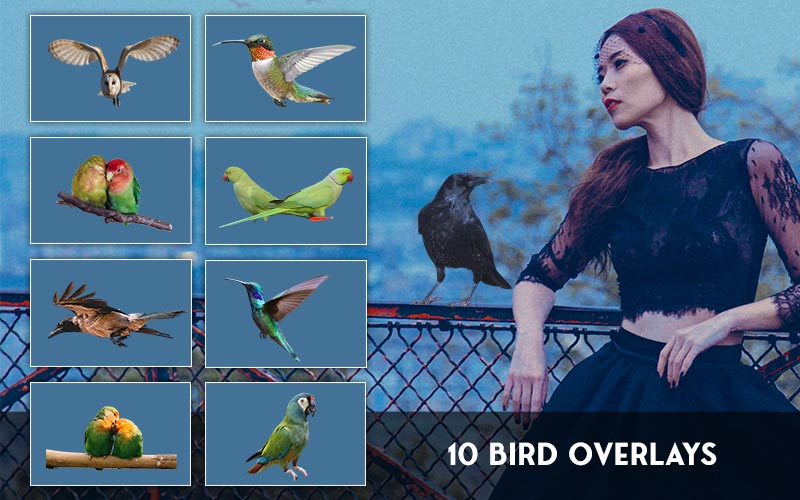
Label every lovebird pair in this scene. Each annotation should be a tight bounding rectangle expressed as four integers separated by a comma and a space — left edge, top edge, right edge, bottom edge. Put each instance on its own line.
220, 166, 353, 227
71, 155, 140, 217
84, 405, 143, 460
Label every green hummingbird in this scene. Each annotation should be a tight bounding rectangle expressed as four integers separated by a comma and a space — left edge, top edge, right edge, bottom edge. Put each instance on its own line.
212, 34, 355, 107
226, 275, 328, 362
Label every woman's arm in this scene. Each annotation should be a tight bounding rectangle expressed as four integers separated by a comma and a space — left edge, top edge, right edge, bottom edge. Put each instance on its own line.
659, 140, 800, 386
502, 281, 555, 426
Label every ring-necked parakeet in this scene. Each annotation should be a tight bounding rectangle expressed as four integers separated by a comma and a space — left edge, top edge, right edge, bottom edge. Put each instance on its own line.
71, 155, 108, 208
111, 418, 143, 459
246, 393, 316, 479
84, 405, 119, 457
225, 275, 328, 362
49, 281, 185, 347
220, 168, 353, 227
105, 158, 140, 217
222, 166, 278, 221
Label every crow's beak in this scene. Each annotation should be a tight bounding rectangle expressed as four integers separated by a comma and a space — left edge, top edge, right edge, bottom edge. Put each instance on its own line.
466, 176, 489, 188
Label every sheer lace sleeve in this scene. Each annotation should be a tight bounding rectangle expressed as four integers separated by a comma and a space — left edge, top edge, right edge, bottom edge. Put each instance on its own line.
517, 212, 603, 292
747, 140, 800, 330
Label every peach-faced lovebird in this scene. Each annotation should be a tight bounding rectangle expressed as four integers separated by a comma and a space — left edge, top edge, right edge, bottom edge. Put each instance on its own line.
225, 275, 328, 362
246, 393, 316, 480
417, 173, 511, 306
219, 168, 353, 227
71, 155, 108, 208
105, 158, 140, 217
84, 405, 119, 457
111, 418, 143, 459
49, 281, 185, 347
222, 166, 278, 220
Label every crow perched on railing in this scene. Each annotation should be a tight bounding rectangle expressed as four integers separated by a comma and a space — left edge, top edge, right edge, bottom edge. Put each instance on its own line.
417, 173, 511, 306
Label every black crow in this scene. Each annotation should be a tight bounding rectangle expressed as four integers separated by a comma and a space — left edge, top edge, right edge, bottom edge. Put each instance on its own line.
416, 173, 511, 306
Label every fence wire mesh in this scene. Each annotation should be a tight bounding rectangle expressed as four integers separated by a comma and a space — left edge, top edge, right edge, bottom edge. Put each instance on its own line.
2, 294, 799, 499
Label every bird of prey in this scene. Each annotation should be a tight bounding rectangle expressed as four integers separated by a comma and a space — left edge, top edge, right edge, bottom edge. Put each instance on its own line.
48, 35, 180, 106
49, 282, 185, 347
246, 393, 316, 479
417, 173, 511, 306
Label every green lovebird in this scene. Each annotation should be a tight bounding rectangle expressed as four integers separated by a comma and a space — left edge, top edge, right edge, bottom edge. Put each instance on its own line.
222, 166, 278, 221
105, 158, 141, 216
226, 275, 328, 362
111, 417, 143, 459
220, 167, 353, 227
246, 393, 316, 479
84, 405, 119, 457
71, 155, 108, 208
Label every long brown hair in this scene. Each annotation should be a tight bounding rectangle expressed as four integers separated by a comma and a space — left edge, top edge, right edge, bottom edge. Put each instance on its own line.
568, 8, 707, 269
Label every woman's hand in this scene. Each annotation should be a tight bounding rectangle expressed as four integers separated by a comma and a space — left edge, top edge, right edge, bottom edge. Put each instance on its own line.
657, 315, 734, 387
502, 334, 548, 427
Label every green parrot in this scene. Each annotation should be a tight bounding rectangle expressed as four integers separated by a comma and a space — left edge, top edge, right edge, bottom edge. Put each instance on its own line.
246, 393, 316, 480
111, 417, 144, 459
222, 166, 278, 221
71, 155, 108, 208
220, 168, 353, 228
105, 158, 140, 216
84, 405, 119, 457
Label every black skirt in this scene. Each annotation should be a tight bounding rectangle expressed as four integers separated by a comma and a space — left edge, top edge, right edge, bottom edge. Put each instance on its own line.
544, 327, 796, 412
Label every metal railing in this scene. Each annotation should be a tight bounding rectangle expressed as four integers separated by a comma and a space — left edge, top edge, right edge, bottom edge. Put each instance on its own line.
2, 293, 799, 499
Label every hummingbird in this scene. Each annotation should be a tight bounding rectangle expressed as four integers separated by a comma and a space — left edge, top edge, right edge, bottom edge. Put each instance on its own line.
226, 275, 328, 362
212, 34, 355, 107
48, 35, 180, 106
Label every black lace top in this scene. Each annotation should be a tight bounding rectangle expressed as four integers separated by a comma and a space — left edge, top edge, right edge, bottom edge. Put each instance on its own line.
518, 139, 800, 330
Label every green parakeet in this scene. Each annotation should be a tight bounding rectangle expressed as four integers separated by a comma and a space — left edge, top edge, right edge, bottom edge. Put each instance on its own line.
84, 405, 119, 457
246, 393, 316, 480
220, 168, 353, 228
71, 155, 108, 208
105, 158, 140, 215
222, 166, 278, 221
111, 417, 143, 459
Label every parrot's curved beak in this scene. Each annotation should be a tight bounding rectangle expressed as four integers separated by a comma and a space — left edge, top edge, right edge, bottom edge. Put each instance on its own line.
106, 171, 114, 182
212, 39, 247, 46
347, 173, 354, 183
307, 398, 317, 417
223, 174, 229, 182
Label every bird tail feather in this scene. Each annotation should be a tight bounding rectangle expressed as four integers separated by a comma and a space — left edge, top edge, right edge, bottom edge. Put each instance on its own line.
247, 462, 265, 474
296, 83, 332, 104
482, 269, 512, 289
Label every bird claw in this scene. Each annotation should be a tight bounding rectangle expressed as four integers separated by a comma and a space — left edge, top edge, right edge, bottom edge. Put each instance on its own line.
412, 296, 439, 305
294, 465, 308, 477
448, 300, 472, 307
286, 469, 298, 481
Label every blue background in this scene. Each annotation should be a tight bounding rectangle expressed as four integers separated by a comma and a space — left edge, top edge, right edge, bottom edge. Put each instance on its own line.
205, 382, 366, 486
30, 259, 192, 367
205, 15, 365, 122
205, 260, 366, 368
205, 137, 367, 245
29, 382, 191, 486
30, 137, 192, 244
31, 15, 191, 122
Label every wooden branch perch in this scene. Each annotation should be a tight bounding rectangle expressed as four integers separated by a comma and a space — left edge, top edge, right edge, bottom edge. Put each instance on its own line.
57, 192, 173, 232
45, 449, 177, 469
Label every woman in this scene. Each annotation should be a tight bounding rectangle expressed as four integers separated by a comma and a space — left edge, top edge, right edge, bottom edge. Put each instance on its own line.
503, 8, 800, 421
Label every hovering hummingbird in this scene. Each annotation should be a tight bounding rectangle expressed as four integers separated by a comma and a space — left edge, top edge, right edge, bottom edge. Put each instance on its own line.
226, 275, 328, 362
48, 35, 180, 106
212, 34, 355, 107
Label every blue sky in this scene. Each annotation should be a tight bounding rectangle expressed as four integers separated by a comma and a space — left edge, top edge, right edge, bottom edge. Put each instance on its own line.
2, 0, 796, 142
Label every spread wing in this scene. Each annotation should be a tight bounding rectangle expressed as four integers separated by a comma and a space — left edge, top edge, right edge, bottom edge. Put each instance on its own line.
263, 275, 328, 322
276, 44, 355, 82
118, 35, 180, 72
48, 39, 109, 72
53, 282, 122, 316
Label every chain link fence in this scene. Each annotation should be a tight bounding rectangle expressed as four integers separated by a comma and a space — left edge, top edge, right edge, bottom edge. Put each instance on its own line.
2, 294, 799, 499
